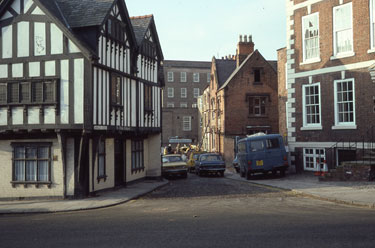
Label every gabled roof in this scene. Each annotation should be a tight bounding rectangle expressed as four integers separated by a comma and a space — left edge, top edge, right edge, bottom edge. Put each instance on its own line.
130, 15, 164, 60
218, 50, 277, 91
215, 59, 236, 88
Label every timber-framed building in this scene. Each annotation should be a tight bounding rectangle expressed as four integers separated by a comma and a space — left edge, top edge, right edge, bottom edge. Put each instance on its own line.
0, 0, 164, 199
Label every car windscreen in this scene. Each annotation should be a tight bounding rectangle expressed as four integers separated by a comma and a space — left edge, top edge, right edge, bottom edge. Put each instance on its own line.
200, 155, 222, 161
163, 156, 182, 163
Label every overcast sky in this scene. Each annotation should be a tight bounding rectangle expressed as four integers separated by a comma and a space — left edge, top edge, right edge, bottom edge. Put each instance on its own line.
126, 0, 286, 61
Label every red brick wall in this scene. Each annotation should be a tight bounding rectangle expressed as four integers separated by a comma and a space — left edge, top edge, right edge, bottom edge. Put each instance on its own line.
278, 48, 288, 138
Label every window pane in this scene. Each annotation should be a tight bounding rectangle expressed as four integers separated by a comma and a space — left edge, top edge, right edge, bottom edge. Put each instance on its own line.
15, 161, 25, 181
15, 147, 25, 159
26, 161, 37, 181
20, 83, 30, 103
32, 82, 43, 102
9, 83, 19, 103
38, 161, 48, 181
98, 156, 105, 176
0, 83, 6, 104
38, 147, 49, 159
26, 147, 37, 159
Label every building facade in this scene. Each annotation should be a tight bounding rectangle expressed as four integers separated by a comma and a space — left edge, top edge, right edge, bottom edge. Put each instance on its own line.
286, 0, 375, 172
162, 60, 211, 147
202, 36, 279, 163
0, 0, 164, 199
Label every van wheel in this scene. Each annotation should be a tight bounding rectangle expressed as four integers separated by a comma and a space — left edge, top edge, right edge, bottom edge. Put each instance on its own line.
246, 170, 252, 180
280, 169, 286, 177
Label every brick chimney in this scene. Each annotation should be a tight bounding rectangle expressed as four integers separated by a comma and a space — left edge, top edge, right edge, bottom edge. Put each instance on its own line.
236, 35, 254, 67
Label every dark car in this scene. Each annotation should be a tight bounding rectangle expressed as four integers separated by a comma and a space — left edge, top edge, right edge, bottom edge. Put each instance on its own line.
195, 153, 226, 177
232, 155, 240, 173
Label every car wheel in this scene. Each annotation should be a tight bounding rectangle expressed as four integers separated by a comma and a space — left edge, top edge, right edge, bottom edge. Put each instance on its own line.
235, 167, 240, 173
182, 172, 188, 179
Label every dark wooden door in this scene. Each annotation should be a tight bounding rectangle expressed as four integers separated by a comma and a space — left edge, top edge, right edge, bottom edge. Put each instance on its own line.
115, 139, 125, 186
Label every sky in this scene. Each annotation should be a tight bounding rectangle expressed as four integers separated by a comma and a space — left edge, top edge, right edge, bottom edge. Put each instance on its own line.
126, 0, 286, 62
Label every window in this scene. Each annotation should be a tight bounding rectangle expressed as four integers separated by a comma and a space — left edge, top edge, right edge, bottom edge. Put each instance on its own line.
302, 13, 320, 62
207, 73, 211, 83
107, 17, 127, 43
192, 103, 198, 108
0, 80, 58, 105
254, 69, 261, 83
167, 102, 174, 108
167, 87, 174, 98
266, 138, 280, 149
371, 0, 375, 49
193, 73, 200, 82
111, 75, 122, 106
193, 88, 200, 98
334, 79, 355, 126
333, 3, 353, 56
249, 140, 264, 152
181, 88, 187, 98
180, 102, 187, 108
98, 138, 106, 179
144, 85, 153, 113
131, 140, 144, 172
12, 143, 51, 186
302, 83, 321, 127
304, 148, 325, 171
167, 72, 174, 82
249, 96, 266, 116
183, 116, 191, 131
180, 72, 187, 82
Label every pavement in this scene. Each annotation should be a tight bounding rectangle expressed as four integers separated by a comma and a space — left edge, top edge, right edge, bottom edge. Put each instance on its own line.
1, 170, 375, 214
226, 169, 375, 209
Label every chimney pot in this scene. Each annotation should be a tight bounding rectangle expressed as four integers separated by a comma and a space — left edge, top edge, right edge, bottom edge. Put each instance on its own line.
249, 35, 253, 42
239, 35, 242, 42
244, 35, 248, 42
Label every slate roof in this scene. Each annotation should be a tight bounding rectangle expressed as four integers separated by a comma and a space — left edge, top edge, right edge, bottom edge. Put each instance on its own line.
215, 59, 236, 88
131, 15, 153, 46
163, 60, 211, 69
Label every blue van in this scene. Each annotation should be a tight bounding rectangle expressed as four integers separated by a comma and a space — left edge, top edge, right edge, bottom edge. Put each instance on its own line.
237, 133, 288, 179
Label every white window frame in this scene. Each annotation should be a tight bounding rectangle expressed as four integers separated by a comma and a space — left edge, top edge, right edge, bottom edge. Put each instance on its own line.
167, 102, 174, 108
302, 83, 322, 130
183, 116, 192, 131
193, 88, 200, 98
207, 73, 211, 83
180, 72, 187, 83
167, 71, 174, 82
332, 3, 354, 58
303, 148, 326, 172
192, 103, 198, 108
285, 63, 288, 90
302, 12, 320, 63
180, 102, 188, 108
370, 0, 375, 51
333, 78, 356, 129
193, 73, 200, 83
167, 87, 174, 98
181, 88, 187, 98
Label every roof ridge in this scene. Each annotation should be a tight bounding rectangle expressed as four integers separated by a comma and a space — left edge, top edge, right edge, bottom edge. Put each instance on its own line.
130, 14, 153, 20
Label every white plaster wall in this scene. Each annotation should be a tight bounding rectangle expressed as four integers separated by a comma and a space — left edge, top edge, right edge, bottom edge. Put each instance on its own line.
74, 58, 84, 124
50, 24, 63, 55
0, 139, 64, 199
44, 106, 55, 124
146, 134, 162, 178
29, 62, 40, 77
60, 60, 69, 124
12, 63, 23, 78
2, 25, 12, 59
11, 0, 21, 14
12, 107, 23, 125
0, 108, 7, 125
0, 64, 7, 78
45, 60, 56, 76
27, 107, 39, 124
66, 138, 75, 196
17, 21, 29, 57
34, 22, 46, 56
69, 40, 80, 53
24, 0, 33, 13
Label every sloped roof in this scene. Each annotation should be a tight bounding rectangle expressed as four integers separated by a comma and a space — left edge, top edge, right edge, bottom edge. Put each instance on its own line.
163, 60, 211, 69
219, 50, 277, 91
215, 59, 236, 88
131, 15, 153, 46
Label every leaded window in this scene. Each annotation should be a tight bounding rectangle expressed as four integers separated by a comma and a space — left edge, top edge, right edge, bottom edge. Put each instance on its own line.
12, 143, 51, 184
131, 140, 144, 172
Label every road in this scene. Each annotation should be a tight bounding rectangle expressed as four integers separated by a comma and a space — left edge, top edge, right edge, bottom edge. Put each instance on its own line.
1, 173, 375, 248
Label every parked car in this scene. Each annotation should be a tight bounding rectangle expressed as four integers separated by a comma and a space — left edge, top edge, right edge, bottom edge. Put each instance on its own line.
232, 155, 240, 173
186, 150, 206, 173
195, 153, 226, 177
237, 133, 288, 180
162, 154, 188, 178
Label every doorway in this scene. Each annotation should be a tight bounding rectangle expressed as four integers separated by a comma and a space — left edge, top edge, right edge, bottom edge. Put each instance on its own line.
115, 139, 126, 186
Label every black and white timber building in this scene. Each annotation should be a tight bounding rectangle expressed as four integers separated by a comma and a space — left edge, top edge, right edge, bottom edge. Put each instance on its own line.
0, 0, 164, 199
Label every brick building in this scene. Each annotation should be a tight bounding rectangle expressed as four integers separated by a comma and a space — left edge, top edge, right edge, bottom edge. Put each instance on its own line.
202, 36, 279, 163
278, 47, 288, 139
162, 60, 211, 147
285, 0, 375, 172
